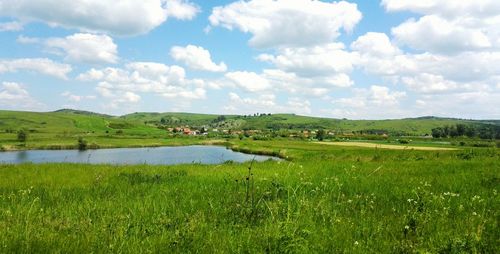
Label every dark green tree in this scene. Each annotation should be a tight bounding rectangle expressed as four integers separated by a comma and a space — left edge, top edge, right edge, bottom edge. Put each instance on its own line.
316, 129, 326, 141
17, 129, 28, 143
431, 127, 443, 138
78, 137, 88, 150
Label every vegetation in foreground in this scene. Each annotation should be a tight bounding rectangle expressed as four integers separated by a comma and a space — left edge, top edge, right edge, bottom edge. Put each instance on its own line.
0, 140, 498, 253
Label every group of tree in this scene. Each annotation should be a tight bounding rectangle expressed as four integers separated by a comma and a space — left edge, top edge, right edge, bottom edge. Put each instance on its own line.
431, 124, 500, 139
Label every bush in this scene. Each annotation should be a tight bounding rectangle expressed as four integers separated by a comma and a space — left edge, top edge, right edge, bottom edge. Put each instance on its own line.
78, 137, 88, 150
17, 129, 28, 143
398, 139, 410, 144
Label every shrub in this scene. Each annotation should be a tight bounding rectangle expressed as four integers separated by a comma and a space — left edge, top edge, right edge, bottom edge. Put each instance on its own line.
78, 137, 88, 150
398, 139, 410, 144
17, 129, 28, 143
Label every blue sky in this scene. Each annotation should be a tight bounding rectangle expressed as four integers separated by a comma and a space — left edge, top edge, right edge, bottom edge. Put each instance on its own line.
0, 0, 499, 119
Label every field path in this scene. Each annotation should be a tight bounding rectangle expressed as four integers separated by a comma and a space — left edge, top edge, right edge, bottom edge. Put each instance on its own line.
315, 142, 458, 151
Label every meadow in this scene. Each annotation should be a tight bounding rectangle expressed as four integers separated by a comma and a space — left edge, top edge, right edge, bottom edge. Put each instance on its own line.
0, 140, 498, 253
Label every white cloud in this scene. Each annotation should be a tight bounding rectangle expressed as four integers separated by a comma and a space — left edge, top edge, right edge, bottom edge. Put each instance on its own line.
0, 21, 23, 31
61, 91, 96, 102
170, 45, 227, 72
225, 92, 311, 115
381, 0, 500, 18
78, 61, 207, 108
225, 71, 271, 92
45, 33, 118, 64
0, 82, 29, 100
401, 74, 460, 94
16, 35, 40, 44
218, 68, 352, 96
368, 85, 406, 106
352, 32, 500, 95
0, 82, 43, 109
0, 58, 72, 79
383, 0, 500, 55
412, 91, 500, 119
209, 0, 362, 48
331, 85, 407, 119
258, 43, 358, 76
392, 15, 493, 54
0, 0, 200, 36
165, 0, 200, 20
350, 32, 400, 57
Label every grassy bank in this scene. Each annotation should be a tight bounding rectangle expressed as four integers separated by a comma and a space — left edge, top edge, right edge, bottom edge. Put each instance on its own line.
0, 141, 498, 253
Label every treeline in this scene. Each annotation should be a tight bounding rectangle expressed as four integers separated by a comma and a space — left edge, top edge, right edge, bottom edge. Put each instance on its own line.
431, 124, 500, 139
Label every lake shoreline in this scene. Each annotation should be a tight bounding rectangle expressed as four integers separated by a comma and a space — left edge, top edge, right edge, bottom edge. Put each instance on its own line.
1, 139, 291, 160
0, 144, 282, 165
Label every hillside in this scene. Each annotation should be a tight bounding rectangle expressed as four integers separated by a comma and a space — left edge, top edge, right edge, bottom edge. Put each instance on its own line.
0, 110, 497, 136
121, 112, 497, 136
0, 110, 161, 135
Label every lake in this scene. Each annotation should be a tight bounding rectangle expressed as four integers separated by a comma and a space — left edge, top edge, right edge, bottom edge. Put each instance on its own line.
0, 146, 279, 165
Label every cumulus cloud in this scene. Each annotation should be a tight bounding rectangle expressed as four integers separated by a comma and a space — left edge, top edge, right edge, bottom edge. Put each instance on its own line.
351, 32, 500, 94
0, 82, 43, 109
392, 15, 493, 54
413, 91, 500, 119
219, 68, 352, 96
350, 32, 400, 57
0, 0, 200, 36
61, 91, 96, 102
330, 85, 407, 119
165, 0, 200, 20
225, 71, 271, 92
0, 58, 72, 79
257, 43, 358, 76
383, 0, 500, 54
77, 61, 207, 108
170, 45, 227, 72
44, 33, 118, 64
225, 92, 311, 115
247, 42, 356, 96
381, 0, 500, 18
209, 0, 362, 48
0, 21, 23, 31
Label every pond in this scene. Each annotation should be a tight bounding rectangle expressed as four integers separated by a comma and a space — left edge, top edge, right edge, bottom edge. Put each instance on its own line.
0, 146, 279, 165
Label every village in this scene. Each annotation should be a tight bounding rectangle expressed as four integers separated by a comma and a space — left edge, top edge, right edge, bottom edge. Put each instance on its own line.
163, 125, 395, 141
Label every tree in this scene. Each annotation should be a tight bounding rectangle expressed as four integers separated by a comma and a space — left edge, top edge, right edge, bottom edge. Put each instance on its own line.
316, 129, 326, 141
160, 118, 166, 124
78, 137, 88, 150
431, 127, 443, 138
464, 125, 476, 138
456, 124, 466, 136
17, 129, 28, 143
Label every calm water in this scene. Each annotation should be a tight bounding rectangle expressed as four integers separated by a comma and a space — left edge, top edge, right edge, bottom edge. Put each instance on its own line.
0, 146, 279, 165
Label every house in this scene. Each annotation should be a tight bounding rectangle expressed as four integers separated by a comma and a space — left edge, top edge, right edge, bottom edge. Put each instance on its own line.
183, 128, 191, 135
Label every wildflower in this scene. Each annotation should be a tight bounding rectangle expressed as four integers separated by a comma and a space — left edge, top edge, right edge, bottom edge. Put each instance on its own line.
354, 241, 359, 245
404, 225, 410, 230
472, 212, 477, 216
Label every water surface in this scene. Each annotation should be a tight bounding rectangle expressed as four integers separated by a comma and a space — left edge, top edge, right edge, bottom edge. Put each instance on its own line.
0, 146, 278, 165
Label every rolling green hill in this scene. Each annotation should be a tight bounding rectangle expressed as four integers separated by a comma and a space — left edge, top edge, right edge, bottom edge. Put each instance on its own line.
121, 112, 497, 136
0, 109, 497, 137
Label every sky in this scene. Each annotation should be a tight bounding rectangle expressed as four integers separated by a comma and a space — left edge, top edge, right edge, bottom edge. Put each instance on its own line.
0, 0, 499, 119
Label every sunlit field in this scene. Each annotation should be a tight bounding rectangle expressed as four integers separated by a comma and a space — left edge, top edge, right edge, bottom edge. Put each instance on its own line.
1, 140, 498, 253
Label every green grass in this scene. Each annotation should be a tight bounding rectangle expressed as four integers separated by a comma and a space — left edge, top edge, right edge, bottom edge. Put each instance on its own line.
0, 141, 498, 253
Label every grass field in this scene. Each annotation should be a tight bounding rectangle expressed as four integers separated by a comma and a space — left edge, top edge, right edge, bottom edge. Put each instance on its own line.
0, 140, 498, 253
316, 141, 458, 151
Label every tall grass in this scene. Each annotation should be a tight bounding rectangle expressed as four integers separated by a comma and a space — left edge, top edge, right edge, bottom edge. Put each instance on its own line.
0, 141, 498, 253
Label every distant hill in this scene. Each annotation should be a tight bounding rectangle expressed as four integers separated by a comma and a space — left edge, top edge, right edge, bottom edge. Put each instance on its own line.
0, 109, 498, 136
53, 109, 113, 118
